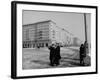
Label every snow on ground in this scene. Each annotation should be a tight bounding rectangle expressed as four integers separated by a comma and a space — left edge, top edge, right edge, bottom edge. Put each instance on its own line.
22, 47, 90, 70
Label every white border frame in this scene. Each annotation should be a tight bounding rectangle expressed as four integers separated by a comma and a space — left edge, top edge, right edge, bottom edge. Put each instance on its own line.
15, 2, 97, 77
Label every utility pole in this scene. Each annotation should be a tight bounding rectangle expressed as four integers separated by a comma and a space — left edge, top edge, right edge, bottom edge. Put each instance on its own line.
84, 13, 89, 56
84, 13, 87, 42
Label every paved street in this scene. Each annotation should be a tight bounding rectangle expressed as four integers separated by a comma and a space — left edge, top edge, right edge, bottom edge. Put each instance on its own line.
22, 47, 90, 69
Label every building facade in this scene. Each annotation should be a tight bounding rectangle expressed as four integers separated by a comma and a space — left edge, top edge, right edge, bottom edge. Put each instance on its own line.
23, 20, 80, 48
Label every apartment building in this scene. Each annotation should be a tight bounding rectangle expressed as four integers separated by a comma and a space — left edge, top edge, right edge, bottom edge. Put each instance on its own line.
23, 20, 77, 48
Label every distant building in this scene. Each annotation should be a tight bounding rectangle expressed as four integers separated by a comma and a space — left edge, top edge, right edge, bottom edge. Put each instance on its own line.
23, 20, 79, 48
72, 37, 82, 46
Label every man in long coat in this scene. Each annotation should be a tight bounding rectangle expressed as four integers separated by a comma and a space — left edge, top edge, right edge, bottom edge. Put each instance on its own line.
80, 44, 85, 66
55, 43, 61, 65
48, 44, 56, 66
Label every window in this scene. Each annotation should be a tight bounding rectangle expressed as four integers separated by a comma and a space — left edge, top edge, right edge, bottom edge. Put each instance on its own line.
42, 43, 44, 47
46, 43, 48, 47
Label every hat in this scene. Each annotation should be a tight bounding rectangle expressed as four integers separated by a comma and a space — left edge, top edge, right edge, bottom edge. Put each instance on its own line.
51, 41, 56, 44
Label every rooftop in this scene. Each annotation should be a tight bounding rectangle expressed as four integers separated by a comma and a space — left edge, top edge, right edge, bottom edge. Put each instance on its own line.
23, 20, 56, 27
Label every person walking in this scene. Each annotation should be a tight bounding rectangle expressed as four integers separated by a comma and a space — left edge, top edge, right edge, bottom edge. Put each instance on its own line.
83, 41, 87, 65
80, 44, 85, 66
48, 44, 56, 66
55, 43, 61, 66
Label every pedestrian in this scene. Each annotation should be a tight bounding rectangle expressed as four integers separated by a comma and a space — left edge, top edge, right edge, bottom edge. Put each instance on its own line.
48, 44, 56, 66
80, 44, 85, 66
84, 41, 87, 57
55, 43, 61, 66
83, 41, 87, 65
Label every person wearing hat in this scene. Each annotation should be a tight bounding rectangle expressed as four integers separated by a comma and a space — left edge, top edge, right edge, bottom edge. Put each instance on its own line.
55, 43, 61, 66
48, 43, 56, 66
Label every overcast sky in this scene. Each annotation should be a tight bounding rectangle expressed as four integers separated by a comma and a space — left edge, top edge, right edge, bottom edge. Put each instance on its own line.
23, 10, 91, 42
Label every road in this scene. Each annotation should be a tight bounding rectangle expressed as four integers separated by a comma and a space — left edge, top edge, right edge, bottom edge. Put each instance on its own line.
22, 47, 90, 69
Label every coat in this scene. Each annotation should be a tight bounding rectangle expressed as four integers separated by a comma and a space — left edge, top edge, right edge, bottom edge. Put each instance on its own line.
55, 46, 61, 60
80, 46, 85, 58
48, 46, 56, 61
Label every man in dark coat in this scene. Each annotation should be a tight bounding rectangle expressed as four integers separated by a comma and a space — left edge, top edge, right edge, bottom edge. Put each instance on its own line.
55, 43, 61, 66
48, 44, 56, 66
80, 44, 85, 66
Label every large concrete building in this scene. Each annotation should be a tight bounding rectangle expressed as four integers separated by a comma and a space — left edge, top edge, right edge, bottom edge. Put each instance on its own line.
23, 20, 81, 48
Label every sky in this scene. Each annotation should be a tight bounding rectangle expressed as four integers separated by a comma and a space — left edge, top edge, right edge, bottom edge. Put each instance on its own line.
23, 10, 91, 42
